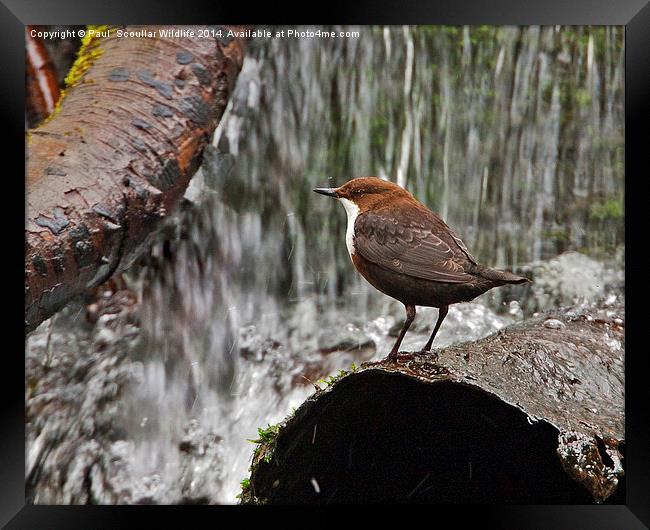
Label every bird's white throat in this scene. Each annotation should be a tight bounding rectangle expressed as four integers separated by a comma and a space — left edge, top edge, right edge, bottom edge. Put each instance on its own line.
338, 198, 360, 257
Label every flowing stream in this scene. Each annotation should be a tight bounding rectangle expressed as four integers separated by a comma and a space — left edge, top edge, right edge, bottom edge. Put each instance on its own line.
26, 25, 624, 504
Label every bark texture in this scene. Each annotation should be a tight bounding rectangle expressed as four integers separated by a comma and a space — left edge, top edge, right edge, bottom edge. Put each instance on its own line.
242, 303, 625, 504
26, 26, 246, 332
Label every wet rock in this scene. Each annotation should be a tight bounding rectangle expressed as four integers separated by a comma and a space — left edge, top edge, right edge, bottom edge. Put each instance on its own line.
543, 318, 566, 329
520, 251, 624, 314
26, 293, 233, 505
317, 322, 374, 354
176, 419, 226, 504
25, 297, 139, 504
85, 275, 139, 325
133, 474, 164, 504
239, 325, 284, 362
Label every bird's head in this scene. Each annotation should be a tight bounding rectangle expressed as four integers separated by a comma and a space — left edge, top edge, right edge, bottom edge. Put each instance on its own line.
313, 177, 412, 213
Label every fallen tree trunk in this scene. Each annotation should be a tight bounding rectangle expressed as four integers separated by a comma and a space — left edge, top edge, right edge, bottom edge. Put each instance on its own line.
241, 302, 625, 504
26, 25, 246, 332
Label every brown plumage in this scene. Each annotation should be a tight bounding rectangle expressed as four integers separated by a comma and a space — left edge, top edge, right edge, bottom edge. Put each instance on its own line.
314, 177, 530, 361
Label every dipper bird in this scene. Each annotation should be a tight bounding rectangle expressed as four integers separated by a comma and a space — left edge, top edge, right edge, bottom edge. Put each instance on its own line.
314, 177, 530, 362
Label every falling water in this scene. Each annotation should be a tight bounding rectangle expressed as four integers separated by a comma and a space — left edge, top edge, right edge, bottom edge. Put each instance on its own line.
26, 25, 624, 504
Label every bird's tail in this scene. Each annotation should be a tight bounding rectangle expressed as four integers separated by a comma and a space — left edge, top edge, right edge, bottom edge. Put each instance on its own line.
478, 267, 531, 285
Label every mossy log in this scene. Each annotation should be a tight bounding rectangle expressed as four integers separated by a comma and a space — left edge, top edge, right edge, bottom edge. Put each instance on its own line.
242, 303, 625, 504
26, 26, 247, 332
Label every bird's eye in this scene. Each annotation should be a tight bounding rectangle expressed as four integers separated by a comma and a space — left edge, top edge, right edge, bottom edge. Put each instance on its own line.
353, 189, 363, 197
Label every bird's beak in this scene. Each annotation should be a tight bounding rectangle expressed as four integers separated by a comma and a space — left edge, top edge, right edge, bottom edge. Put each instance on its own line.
313, 187, 339, 198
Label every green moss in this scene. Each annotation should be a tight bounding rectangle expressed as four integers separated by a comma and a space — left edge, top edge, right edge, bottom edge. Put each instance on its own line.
236, 478, 251, 500
39, 25, 110, 127
239, 422, 283, 502
575, 87, 592, 108
248, 422, 281, 465
317, 362, 360, 387
543, 228, 570, 245
64, 25, 109, 88
589, 197, 624, 221
249, 423, 280, 445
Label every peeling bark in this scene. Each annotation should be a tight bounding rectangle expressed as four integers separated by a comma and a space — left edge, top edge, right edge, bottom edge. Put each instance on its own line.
26, 26, 247, 332
242, 303, 625, 504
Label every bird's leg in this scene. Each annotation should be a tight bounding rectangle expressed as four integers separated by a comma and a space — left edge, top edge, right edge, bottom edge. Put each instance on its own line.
422, 305, 449, 352
387, 304, 416, 362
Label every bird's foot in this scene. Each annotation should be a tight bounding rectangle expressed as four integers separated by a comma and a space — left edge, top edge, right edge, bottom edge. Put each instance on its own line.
384, 350, 434, 363
417, 349, 439, 361
400, 350, 439, 363
385, 350, 399, 363
409, 350, 438, 361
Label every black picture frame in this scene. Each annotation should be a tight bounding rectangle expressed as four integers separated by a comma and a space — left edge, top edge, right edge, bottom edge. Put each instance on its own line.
3, 0, 647, 527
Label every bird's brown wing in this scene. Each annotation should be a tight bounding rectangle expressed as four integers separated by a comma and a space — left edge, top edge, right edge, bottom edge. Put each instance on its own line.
354, 208, 476, 283
446, 225, 477, 264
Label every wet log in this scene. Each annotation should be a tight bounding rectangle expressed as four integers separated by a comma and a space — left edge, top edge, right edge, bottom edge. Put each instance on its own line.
241, 302, 625, 504
26, 26, 247, 332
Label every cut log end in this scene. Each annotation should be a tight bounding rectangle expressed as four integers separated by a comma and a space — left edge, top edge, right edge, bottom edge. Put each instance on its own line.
241, 304, 625, 505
